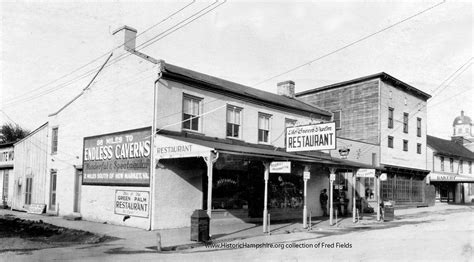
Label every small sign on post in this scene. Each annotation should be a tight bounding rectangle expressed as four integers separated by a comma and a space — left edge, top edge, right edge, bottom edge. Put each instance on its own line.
330, 173, 336, 181
303, 171, 310, 180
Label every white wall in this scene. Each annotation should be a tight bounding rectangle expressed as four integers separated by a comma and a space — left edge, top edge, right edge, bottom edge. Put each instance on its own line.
12, 124, 49, 211
380, 81, 427, 170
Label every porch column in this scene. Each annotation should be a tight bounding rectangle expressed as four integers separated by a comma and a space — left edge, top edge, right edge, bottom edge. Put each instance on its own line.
329, 167, 336, 226
262, 162, 270, 233
376, 171, 380, 221
204, 152, 219, 219
303, 165, 310, 228
352, 169, 357, 223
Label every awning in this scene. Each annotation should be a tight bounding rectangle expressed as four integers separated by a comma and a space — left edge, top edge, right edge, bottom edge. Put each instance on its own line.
429, 172, 474, 183
155, 132, 371, 169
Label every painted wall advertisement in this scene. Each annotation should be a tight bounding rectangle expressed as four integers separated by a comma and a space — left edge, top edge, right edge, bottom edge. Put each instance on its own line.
115, 190, 149, 218
286, 122, 336, 152
83, 127, 151, 186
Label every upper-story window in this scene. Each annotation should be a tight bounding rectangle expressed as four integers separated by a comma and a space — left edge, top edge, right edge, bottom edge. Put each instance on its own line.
417, 143, 421, 154
388, 136, 394, 148
333, 110, 341, 129
469, 161, 472, 174
285, 118, 297, 128
403, 139, 408, 151
440, 156, 445, 171
417, 118, 422, 137
51, 127, 59, 154
182, 94, 202, 132
460, 160, 464, 173
388, 108, 394, 129
449, 158, 454, 172
258, 113, 271, 143
227, 105, 242, 138
403, 112, 409, 133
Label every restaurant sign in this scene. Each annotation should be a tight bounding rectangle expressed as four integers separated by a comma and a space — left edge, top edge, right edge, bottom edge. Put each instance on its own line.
115, 190, 149, 218
83, 127, 151, 186
286, 122, 336, 152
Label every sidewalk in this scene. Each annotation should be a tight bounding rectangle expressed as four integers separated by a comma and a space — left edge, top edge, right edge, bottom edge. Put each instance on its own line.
1, 203, 470, 252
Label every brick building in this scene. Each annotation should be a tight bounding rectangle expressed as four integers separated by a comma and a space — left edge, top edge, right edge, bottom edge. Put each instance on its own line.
297, 73, 432, 207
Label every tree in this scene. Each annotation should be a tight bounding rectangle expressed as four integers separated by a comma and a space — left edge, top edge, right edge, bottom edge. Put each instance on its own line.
0, 122, 29, 143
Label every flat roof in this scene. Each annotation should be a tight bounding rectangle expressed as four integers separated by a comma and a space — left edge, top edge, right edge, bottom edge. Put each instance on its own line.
296, 72, 431, 101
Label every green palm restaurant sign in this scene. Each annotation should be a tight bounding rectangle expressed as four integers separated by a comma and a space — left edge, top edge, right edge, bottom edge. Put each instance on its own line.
83, 127, 151, 186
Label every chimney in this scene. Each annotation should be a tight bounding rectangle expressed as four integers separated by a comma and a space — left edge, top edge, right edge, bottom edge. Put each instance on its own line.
112, 25, 137, 50
277, 80, 295, 98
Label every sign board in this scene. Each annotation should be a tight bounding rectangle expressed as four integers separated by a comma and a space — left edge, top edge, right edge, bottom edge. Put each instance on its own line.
380, 173, 388, 181
286, 122, 336, 152
270, 161, 291, 173
356, 169, 376, 178
27, 203, 46, 214
330, 173, 336, 181
115, 190, 149, 218
0, 147, 14, 168
155, 135, 211, 159
83, 127, 151, 186
303, 171, 310, 180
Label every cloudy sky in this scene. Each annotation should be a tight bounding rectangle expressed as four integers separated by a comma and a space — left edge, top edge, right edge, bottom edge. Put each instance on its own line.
0, 0, 472, 139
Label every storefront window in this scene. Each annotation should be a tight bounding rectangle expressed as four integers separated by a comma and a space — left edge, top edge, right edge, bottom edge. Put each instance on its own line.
269, 174, 303, 209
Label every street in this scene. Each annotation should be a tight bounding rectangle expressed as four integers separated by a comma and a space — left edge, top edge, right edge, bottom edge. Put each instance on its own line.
1, 204, 473, 262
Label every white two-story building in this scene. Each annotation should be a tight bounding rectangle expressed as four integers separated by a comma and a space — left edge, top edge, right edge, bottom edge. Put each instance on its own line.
11, 25, 366, 230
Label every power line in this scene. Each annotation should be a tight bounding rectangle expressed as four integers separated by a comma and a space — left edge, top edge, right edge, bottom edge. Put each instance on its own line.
2, 1, 197, 106
253, 0, 446, 86
2, 1, 225, 109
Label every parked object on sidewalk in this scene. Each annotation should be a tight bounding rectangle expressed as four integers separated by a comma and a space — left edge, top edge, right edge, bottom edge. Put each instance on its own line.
383, 201, 395, 221
190, 209, 210, 242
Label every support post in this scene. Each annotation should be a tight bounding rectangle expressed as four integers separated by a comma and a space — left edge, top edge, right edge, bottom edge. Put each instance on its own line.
263, 162, 270, 233
352, 169, 357, 223
376, 172, 381, 221
204, 151, 219, 239
329, 168, 336, 226
303, 166, 310, 229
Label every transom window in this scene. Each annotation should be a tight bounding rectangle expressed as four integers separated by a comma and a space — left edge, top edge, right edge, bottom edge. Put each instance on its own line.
182, 94, 202, 131
226, 105, 242, 138
258, 113, 271, 143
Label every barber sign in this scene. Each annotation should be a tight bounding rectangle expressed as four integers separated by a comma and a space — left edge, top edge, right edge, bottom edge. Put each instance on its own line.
286, 122, 336, 152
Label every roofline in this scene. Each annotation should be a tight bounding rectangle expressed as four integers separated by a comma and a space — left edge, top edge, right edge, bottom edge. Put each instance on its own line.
0, 142, 15, 148
162, 63, 333, 118
14, 122, 48, 146
296, 72, 432, 100
426, 134, 474, 160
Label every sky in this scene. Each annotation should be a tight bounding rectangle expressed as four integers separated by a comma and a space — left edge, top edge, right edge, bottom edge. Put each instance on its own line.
0, 0, 472, 140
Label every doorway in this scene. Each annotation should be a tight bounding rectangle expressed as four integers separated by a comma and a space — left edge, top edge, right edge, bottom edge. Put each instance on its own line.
73, 169, 82, 213
49, 170, 57, 211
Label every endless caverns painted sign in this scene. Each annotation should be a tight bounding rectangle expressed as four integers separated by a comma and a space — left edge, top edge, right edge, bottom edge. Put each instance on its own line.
115, 190, 149, 218
83, 127, 151, 186
286, 122, 336, 152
